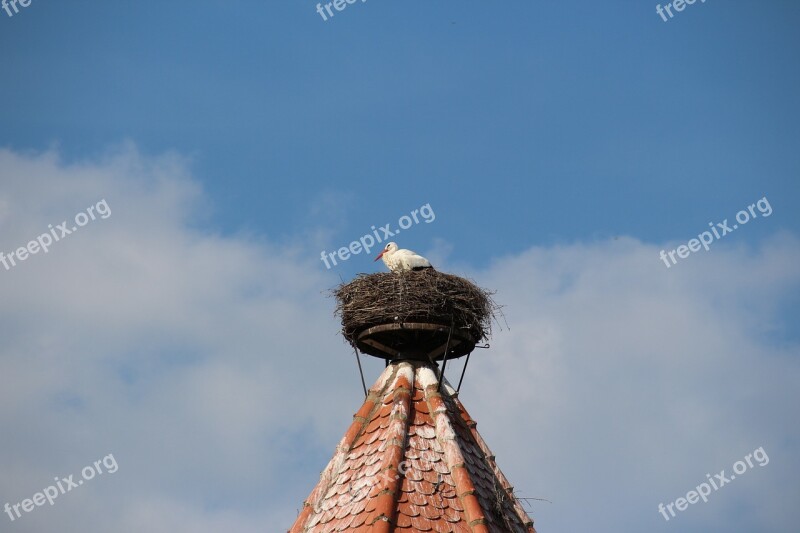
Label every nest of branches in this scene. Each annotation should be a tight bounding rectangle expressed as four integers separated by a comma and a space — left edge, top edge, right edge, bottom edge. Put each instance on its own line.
333, 269, 499, 349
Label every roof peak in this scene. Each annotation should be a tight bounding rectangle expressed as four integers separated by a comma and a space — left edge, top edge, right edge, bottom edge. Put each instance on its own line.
290, 362, 536, 532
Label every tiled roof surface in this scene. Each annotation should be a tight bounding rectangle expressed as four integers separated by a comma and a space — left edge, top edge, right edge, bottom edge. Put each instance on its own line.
290, 361, 536, 532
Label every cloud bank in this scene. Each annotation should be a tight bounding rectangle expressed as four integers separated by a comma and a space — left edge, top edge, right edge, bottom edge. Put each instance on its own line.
0, 146, 797, 532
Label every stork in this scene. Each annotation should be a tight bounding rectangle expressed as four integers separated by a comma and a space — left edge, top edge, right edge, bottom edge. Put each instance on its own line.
374, 242, 433, 272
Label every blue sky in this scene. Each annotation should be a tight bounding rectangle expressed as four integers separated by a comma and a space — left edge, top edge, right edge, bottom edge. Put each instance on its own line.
1, 2, 798, 532
3, 1, 798, 263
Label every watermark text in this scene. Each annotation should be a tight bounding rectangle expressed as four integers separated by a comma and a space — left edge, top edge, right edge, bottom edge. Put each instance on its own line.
1, 199, 111, 272
4, 453, 119, 522
658, 446, 769, 521
656, 0, 707, 22
315, 0, 367, 22
659, 196, 771, 268
2, 0, 34, 18
320, 203, 435, 269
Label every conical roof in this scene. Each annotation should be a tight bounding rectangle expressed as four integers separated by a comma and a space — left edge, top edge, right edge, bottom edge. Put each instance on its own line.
290, 361, 536, 532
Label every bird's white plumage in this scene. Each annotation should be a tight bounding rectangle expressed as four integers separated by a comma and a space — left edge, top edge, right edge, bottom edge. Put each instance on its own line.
374, 242, 432, 272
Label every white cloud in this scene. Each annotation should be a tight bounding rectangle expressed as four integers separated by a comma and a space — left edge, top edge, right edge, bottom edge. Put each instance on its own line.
1, 146, 798, 532
0, 145, 360, 531
463, 236, 800, 532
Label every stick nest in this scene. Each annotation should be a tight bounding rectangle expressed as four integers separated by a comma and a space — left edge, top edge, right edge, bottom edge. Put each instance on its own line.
333, 270, 499, 348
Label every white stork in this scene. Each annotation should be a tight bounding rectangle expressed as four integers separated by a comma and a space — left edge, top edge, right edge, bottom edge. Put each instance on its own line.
374, 242, 433, 272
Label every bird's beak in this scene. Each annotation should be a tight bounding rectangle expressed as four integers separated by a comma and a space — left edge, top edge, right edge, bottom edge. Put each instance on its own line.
374, 251, 385, 261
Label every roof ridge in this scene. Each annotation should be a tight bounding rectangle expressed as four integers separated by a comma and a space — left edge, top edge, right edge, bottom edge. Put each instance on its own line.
419, 365, 490, 532
368, 362, 414, 530
473, 415, 535, 530
456, 397, 536, 531
290, 365, 400, 531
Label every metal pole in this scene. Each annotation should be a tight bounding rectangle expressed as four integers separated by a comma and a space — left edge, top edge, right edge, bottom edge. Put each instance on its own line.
457, 351, 472, 393
438, 321, 454, 393
353, 347, 368, 398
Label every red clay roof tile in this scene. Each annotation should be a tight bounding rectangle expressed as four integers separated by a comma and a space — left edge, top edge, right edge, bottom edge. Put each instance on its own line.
289, 361, 535, 533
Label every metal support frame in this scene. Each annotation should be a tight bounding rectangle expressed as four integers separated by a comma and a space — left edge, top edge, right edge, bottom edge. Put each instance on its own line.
437, 319, 454, 393
456, 351, 472, 393
353, 347, 368, 398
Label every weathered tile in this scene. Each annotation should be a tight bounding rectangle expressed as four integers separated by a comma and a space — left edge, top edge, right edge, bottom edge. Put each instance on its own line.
289, 362, 536, 533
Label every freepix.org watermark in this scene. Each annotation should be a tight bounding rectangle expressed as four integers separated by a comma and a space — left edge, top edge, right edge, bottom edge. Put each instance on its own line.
1, 199, 111, 272
1, 0, 33, 18
311, 448, 444, 511
659, 196, 772, 268
658, 446, 769, 521
315, 0, 366, 22
320, 203, 435, 269
656, 0, 707, 22
4, 453, 119, 522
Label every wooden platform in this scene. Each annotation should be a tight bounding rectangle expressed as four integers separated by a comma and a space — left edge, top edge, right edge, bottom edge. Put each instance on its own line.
355, 321, 477, 361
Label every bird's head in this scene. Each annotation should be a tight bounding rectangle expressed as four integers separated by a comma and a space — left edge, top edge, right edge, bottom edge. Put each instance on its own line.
374, 242, 398, 261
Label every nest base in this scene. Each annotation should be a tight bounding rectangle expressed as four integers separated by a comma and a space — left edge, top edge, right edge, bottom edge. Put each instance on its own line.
356, 321, 477, 361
